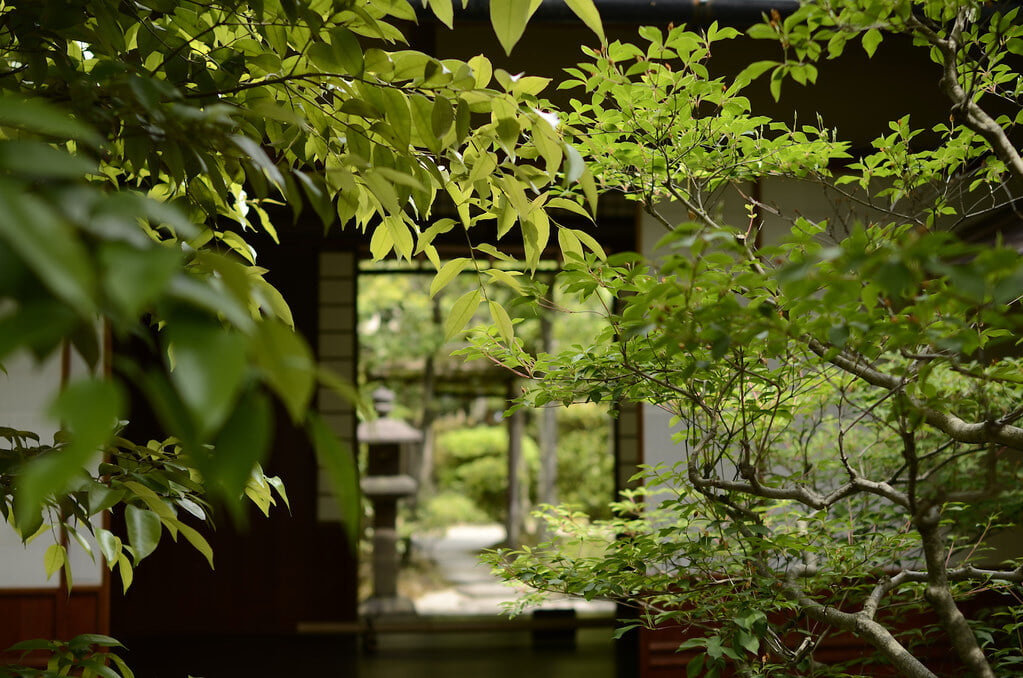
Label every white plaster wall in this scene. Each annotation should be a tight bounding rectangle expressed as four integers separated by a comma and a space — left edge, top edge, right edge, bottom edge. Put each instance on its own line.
1, 344, 105, 589
636, 177, 862, 476
1, 350, 64, 588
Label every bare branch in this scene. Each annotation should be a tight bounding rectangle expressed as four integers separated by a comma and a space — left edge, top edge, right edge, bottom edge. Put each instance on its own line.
806, 338, 1023, 450
688, 451, 910, 510
783, 570, 940, 678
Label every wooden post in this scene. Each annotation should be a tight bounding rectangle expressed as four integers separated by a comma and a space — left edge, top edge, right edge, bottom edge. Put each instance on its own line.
505, 381, 524, 546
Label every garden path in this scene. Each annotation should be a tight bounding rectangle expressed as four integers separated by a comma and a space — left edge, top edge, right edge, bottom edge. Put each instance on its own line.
411, 523, 616, 617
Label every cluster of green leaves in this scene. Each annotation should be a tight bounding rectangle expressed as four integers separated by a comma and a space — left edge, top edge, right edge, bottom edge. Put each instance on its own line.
0, 88, 317, 556
1, 634, 133, 678
0, 0, 607, 581
1, 428, 287, 594
466, 2, 1023, 677
557, 22, 849, 214
748, 1, 1023, 220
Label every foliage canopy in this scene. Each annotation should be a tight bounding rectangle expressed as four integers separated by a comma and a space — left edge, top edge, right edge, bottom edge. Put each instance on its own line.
0, 0, 599, 671
4, 0, 1023, 677
472, 3, 1023, 678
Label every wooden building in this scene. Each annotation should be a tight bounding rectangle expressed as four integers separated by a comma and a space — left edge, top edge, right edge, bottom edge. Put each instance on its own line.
3, 1, 1009, 676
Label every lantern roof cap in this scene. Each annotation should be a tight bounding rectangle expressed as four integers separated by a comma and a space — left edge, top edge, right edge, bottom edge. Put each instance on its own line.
357, 387, 423, 443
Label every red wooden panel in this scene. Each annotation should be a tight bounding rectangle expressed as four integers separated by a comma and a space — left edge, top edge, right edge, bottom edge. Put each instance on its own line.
638, 606, 984, 678
0, 592, 57, 647
0, 589, 107, 667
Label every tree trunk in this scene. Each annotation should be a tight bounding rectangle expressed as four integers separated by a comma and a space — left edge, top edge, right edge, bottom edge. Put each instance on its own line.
415, 297, 442, 500
505, 382, 525, 546
538, 308, 558, 540
916, 506, 996, 678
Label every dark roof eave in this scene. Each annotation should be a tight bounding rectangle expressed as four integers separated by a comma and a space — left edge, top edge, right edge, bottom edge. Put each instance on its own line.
453, 0, 801, 27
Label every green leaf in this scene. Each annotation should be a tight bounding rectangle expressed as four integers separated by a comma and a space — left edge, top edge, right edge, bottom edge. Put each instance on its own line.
523, 208, 550, 272
252, 320, 315, 423
232, 135, 284, 192
497, 174, 531, 217
164, 322, 248, 437
125, 504, 162, 563
686, 652, 704, 678
431, 258, 470, 298
0, 300, 78, 363
769, 67, 783, 101
710, 333, 731, 359
88, 483, 124, 514
547, 197, 592, 221
558, 227, 583, 261
572, 229, 606, 260
68, 524, 94, 560
107, 651, 136, 678
383, 88, 412, 149
363, 169, 401, 215
445, 289, 482, 341
0, 140, 97, 178
329, 27, 364, 76
827, 32, 849, 58
532, 120, 563, 174
737, 629, 759, 655
117, 553, 133, 593
308, 414, 360, 552
8, 639, 58, 652
79, 659, 122, 678
384, 215, 414, 260
0, 184, 96, 314
120, 481, 175, 521
166, 518, 214, 568
100, 242, 182, 319
489, 300, 515, 342
579, 168, 598, 214
96, 528, 122, 565
875, 260, 913, 297
68, 634, 123, 649
369, 222, 394, 260
266, 474, 291, 512
44, 543, 66, 580
208, 389, 272, 506
563, 0, 604, 44
490, 0, 533, 55
428, 0, 454, 29
468, 55, 493, 88
486, 268, 524, 293
733, 60, 776, 88
432, 96, 455, 139
167, 274, 254, 333
827, 323, 849, 348
862, 29, 883, 58
409, 93, 440, 152
0, 95, 103, 148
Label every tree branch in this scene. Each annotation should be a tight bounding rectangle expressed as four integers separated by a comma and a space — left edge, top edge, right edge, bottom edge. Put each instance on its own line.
905, 11, 1023, 185
806, 338, 1023, 450
783, 570, 939, 678
916, 505, 997, 678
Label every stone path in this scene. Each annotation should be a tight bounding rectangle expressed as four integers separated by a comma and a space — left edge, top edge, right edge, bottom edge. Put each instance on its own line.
410, 524, 615, 617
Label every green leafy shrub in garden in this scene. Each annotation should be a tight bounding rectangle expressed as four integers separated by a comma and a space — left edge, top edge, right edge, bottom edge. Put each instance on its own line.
417, 490, 491, 529
554, 404, 613, 519
435, 425, 539, 522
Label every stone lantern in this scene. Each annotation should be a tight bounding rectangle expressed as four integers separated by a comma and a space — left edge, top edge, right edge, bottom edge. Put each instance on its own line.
357, 387, 420, 617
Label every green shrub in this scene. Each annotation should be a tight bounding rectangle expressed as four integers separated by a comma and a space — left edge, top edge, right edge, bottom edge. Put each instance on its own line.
435, 425, 539, 521
555, 404, 613, 519
417, 491, 491, 529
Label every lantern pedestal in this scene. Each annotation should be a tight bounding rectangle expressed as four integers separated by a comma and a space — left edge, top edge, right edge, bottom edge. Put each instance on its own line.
357, 389, 421, 620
